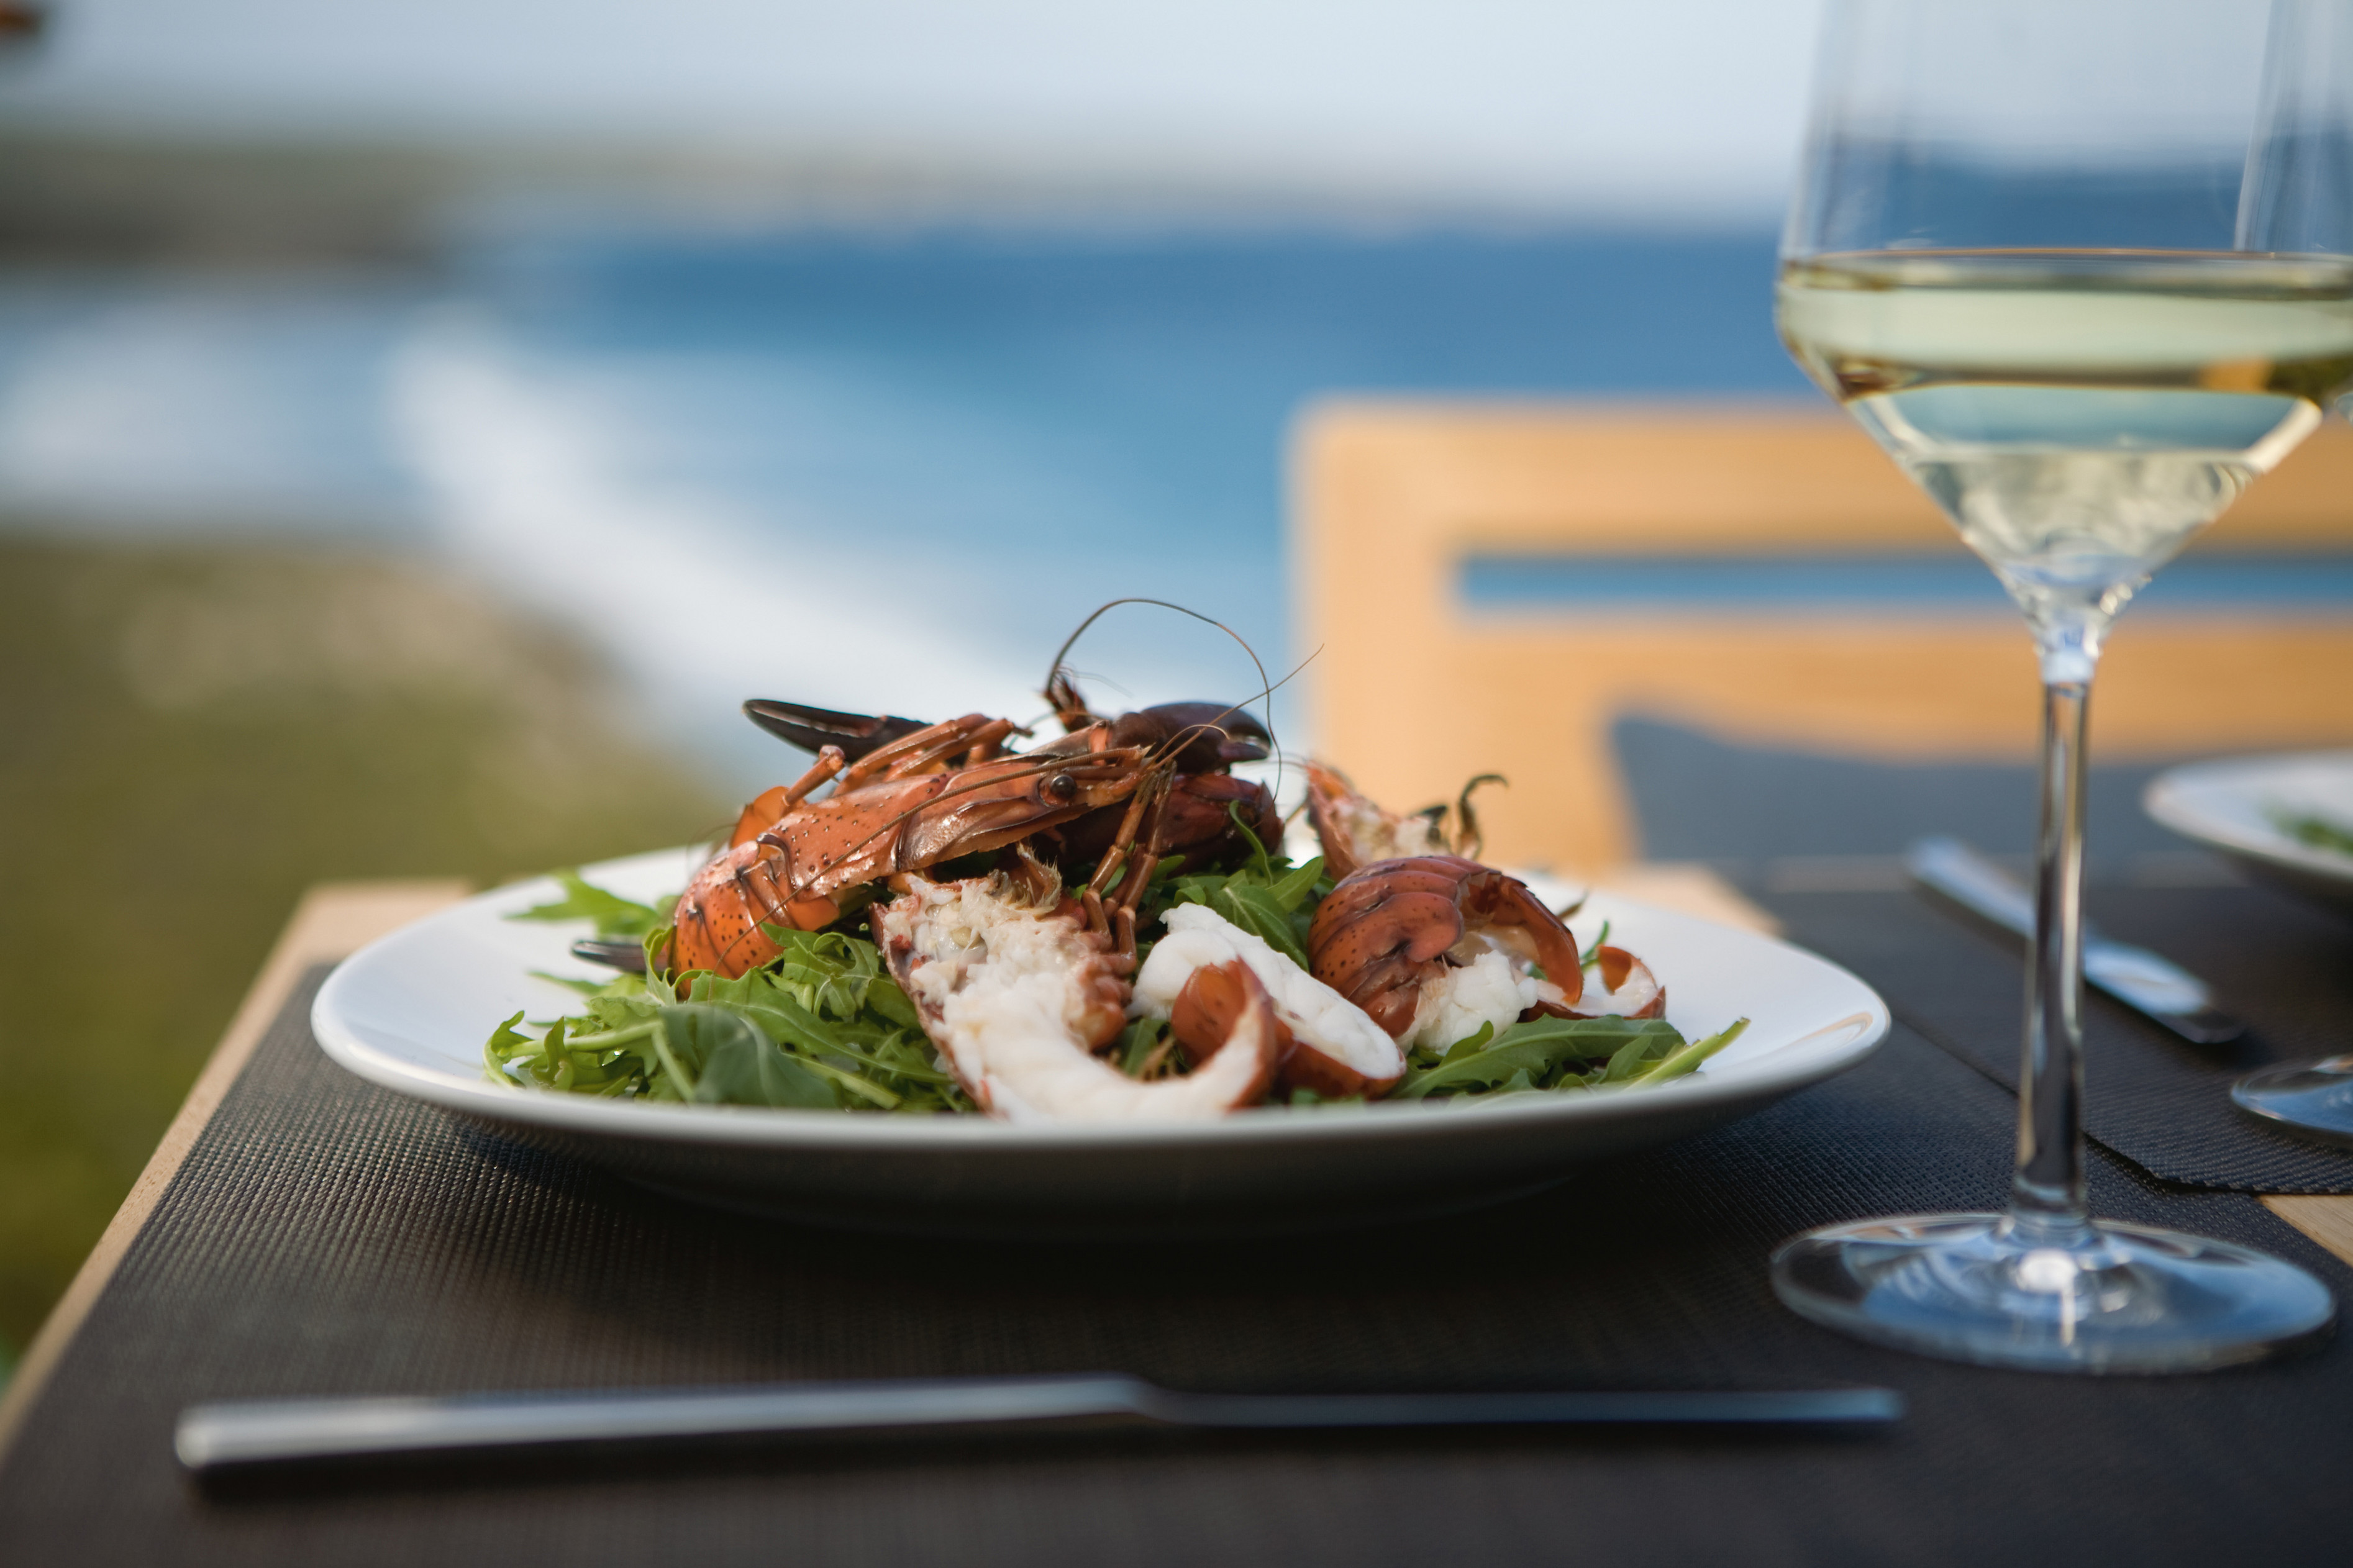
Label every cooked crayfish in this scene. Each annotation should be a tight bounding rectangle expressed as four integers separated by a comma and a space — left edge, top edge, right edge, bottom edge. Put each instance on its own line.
1055, 680, 1280, 864
671, 714, 1160, 979
745, 691, 1272, 778
1298, 764, 1667, 1049
744, 687, 1280, 878
1304, 761, 1504, 881
1306, 854, 1590, 1050
682, 646, 1281, 983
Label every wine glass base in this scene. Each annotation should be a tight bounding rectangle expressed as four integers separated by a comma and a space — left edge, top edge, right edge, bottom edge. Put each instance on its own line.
1771, 1213, 2335, 1374
2233, 1058, 2353, 1146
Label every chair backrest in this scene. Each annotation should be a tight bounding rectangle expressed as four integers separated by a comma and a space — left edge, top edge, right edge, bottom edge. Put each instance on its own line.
1293, 401, 2353, 873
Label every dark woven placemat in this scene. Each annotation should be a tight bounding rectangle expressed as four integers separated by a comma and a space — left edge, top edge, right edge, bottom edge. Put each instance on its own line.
2, 968, 2349, 1566
1757, 884, 2353, 1194
1614, 714, 2193, 867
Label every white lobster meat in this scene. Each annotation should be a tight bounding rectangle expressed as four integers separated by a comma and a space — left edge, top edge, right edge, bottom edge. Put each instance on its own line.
875, 875, 1278, 1123
1134, 904, 1406, 1099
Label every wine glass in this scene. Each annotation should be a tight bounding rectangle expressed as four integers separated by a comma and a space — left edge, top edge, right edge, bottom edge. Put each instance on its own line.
1769, 0, 2347, 1372
2229, 13, 2353, 1144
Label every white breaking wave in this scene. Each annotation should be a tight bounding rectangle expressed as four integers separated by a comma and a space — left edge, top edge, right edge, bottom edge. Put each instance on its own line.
386, 312, 1058, 772
0, 281, 422, 530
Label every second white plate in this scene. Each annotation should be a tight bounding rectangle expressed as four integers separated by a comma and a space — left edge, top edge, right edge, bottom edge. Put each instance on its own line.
2145, 750, 2353, 918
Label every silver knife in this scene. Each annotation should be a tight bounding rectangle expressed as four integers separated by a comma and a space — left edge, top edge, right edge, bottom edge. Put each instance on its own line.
176, 1374, 1902, 1475
1906, 835, 2243, 1045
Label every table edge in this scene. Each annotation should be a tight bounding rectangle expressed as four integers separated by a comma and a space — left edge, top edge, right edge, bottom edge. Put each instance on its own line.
2264, 1194, 2353, 1269
0, 879, 471, 1466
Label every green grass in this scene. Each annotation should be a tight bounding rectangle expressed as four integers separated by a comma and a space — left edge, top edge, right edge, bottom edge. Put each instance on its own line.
0, 534, 730, 1355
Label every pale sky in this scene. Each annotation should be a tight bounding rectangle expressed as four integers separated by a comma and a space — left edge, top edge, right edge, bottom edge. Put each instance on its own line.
0, 0, 1827, 216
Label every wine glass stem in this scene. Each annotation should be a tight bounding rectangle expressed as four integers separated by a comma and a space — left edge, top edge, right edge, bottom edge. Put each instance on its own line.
2012, 667, 2093, 1236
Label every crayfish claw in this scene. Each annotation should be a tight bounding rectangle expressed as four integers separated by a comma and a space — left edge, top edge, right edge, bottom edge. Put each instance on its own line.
742, 699, 932, 761
1127, 702, 1273, 771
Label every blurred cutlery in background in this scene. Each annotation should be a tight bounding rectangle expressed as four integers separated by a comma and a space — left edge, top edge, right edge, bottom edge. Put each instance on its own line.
1906, 836, 2243, 1046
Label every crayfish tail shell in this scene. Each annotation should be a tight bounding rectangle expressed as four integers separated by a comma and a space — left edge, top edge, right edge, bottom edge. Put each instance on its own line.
1303, 854, 1477, 1037
1459, 868, 1585, 1010
1306, 855, 1602, 1052
1304, 761, 1452, 882
1168, 959, 1285, 1102
1557, 946, 1666, 1021
1304, 761, 1368, 881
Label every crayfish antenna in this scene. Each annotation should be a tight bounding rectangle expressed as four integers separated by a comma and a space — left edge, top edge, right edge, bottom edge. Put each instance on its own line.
1040, 597, 1288, 774
1454, 773, 1508, 861
1044, 665, 1097, 735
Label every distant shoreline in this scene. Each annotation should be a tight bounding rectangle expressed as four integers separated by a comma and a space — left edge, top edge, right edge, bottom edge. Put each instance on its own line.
0, 124, 1780, 274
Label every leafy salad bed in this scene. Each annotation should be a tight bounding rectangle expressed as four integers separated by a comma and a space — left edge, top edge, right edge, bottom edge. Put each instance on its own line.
485, 833, 1747, 1114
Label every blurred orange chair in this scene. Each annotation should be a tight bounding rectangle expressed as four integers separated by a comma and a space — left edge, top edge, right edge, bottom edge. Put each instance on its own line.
1292, 401, 2353, 876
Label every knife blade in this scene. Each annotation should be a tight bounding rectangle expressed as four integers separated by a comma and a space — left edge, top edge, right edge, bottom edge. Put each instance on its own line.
1905, 835, 2242, 1045
176, 1374, 1903, 1475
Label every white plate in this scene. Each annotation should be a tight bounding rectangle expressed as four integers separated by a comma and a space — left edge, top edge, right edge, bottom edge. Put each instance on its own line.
312, 848, 1891, 1236
2145, 750, 2353, 918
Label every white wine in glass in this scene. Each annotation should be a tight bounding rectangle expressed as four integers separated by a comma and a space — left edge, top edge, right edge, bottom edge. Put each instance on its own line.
1768, 0, 2346, 1373
1782, 251, 2353, 653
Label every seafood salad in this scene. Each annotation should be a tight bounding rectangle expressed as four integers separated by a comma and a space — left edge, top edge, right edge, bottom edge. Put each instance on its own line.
486, 619, 1747, 1124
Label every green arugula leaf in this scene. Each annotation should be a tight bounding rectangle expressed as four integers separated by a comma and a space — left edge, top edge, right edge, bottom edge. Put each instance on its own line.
1117, 1017, 1169, 1077
640, 925, 676, 995
1284, 1087, 1370, 1110
1623, 1018, 1750, 1087
678, 973, 947, 1104
660, 1003, 835, 1109
484, 1011, 532, 1079
1141, 819, 1334, 972
512, 871, 665, 940
1229, 800, 1277, 881
585, 990, 663, 1034
1492, 1013, 1676, 1063
2272, 805, 2353, 858
864, 975, 921, 1030
1395, 1016, 1688, 1100
1267, 854, 1327, 913
529, 971, 612, 997
1440, 1022, 1496, 1064
1211, 881, 1313, 969
755, 925, 902, 1020
1601, 1026, 1680, 1083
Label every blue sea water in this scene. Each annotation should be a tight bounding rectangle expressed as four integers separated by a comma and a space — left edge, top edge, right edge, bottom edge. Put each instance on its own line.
1, 220, 1816, 763
445, 221, 1813, 637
